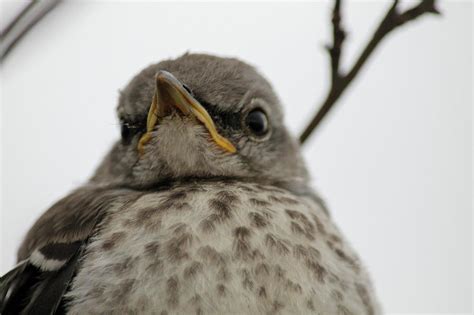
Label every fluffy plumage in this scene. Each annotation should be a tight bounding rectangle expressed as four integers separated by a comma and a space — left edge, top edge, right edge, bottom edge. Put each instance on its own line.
1, 53, 380, 314
66, 180, 378, 314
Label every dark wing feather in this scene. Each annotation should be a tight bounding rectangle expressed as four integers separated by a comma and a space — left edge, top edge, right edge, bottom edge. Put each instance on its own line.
0, 243, 83, 315
1, 185, 141, 314
0, 260, 33, 313
21, 246, 83, 315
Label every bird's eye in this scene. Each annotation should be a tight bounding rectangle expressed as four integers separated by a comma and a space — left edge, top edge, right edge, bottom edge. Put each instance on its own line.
245, 109, 269, 137
120, 122, 136, 144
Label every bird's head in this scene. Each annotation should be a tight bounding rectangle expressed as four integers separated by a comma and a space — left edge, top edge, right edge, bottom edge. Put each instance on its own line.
92, 53, 308, 189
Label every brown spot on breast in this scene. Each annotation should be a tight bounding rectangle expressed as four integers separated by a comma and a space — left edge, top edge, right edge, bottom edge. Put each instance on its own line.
292, 244, 308, 260
306, 260, 327, 283
166, 276, 179, 308
200, 214, 218, 233
112, 256, 138, 274
234, 226, 251, 238
255, 263, 270, 277
240, 268, 254, 291
286, 210, 316, 239
157, 200, 177, 212
265, 233, 290, 255
170, 223, 188, 235
286, 279, 302, 293
135, 207, 159, 225
122, 218, 134, 227
328, 271, 341, 284
280, 197, 299, 205
160, 310, 168, 315
233, 226, 253, 261
329, 233, 343, 243
145, 259, 163, 273
337, 304, 353, 315
102, 231, 125, 250
251, 249, 265, 260
308, 246, 322, 260
291, 221, 315, 240
249, 198, 270, 207
216, 190, 239, 204
311, 214, 327, 235
209, 199, 232, 221
197, 246, 226, 266
268, 195, 282, 203
183, 261, 203, 280
270, 196, 299, 205
189, 294, 201, 305
144, 242, 160, 257
290, 221, 305, 235
334, 248, 360, 272
307, 299, 315, 311
196, 307, 203, 315
216, 284, 227, 297
258, 286, 267, 298
249, 212, 269, 228
113, 278, 135, 301
293, 245, 322, 267
271, 300, 285, 313
217, 266, 231, 281
166, 231, 193, 263
273, 264, 286, 280
288, 210, 314, 226
326, 242, 360, 273
262, 209, 276, 219
243, 277, 254, 291
326, 240, 335, 250
136, 296, 151, 312
285, 209, 301, 220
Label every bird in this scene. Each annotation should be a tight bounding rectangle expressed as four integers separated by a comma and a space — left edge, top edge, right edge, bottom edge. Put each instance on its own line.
1, 53, 380, 314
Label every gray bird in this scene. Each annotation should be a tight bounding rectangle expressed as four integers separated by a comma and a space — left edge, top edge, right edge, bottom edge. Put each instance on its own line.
1, 53, 380, 314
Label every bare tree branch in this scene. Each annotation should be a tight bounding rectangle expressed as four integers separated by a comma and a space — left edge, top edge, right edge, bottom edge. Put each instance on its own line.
299, 0, 440, 144
328, 0, 345, 85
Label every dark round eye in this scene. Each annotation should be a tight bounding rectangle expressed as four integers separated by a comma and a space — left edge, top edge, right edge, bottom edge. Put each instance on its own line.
121, 123, 132, 144
245, 109, 269, 136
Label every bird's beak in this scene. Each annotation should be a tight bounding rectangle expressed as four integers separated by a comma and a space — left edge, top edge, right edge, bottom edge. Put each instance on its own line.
137, 71, 237, 156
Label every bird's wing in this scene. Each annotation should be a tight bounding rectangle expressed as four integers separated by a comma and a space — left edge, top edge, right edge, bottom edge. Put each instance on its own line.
0, 241, 84, 314
0, 185, 141, 314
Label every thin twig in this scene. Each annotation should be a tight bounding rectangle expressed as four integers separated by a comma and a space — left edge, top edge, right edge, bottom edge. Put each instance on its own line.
328, 0, 345, 85
299, 0, 439, 144
0, 0, 62, 62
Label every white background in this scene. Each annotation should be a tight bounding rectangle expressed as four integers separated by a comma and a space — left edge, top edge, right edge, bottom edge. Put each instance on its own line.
0, 1, 472, 313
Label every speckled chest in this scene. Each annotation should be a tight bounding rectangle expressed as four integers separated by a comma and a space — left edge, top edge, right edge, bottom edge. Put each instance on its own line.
66, 182, 379, 315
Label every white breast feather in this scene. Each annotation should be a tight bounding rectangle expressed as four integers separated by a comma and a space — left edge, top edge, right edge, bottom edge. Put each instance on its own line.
66, 182, 380, 315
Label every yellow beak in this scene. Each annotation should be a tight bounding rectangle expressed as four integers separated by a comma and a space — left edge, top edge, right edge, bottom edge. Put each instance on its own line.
137, 71, 237, 156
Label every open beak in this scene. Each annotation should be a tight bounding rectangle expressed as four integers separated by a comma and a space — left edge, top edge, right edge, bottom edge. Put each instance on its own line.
137, 70, 237, 156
